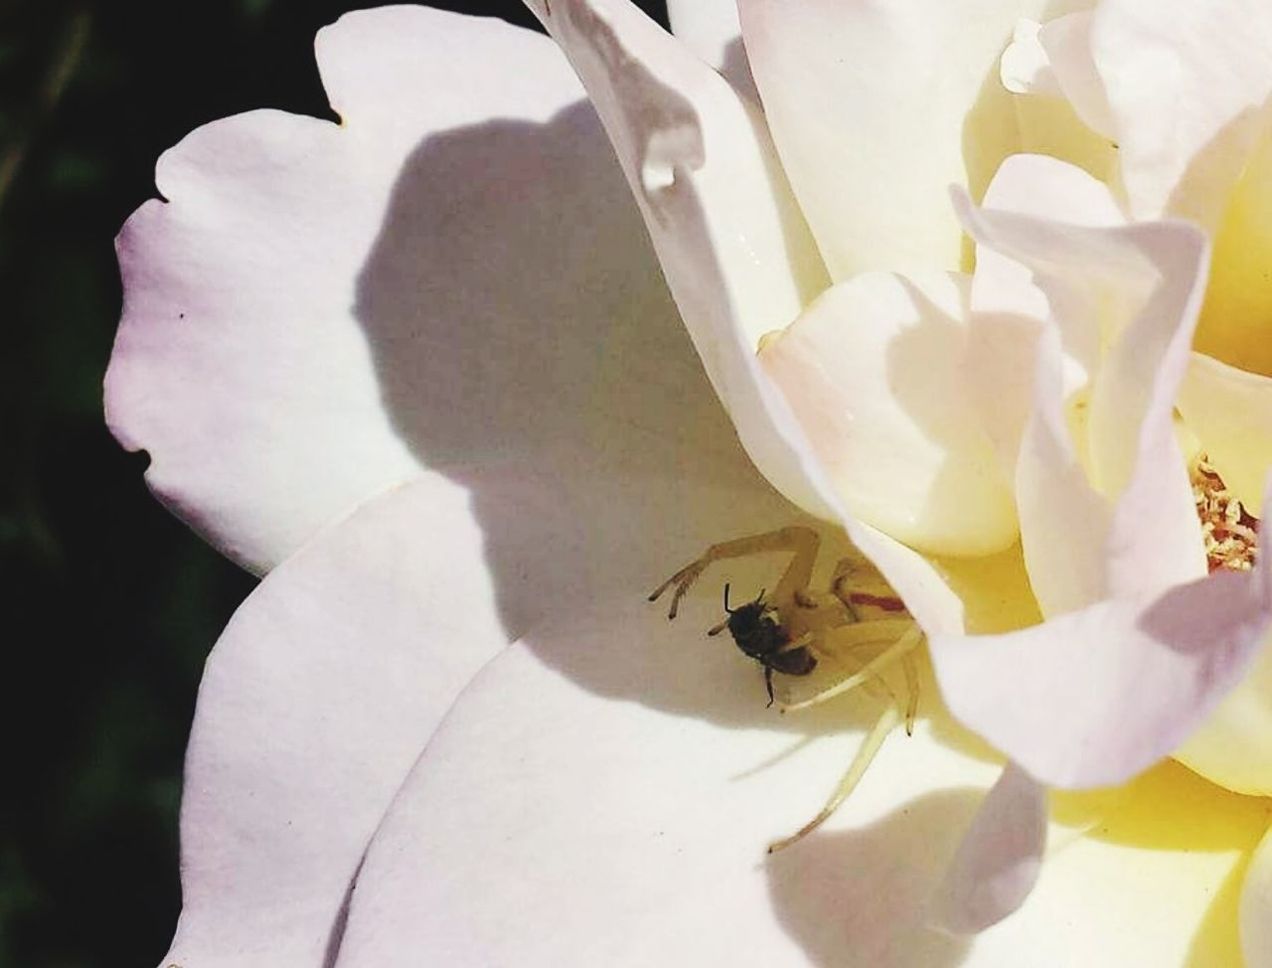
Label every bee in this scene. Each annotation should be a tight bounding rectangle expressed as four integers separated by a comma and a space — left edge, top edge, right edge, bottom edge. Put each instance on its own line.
707, 583, 816, 706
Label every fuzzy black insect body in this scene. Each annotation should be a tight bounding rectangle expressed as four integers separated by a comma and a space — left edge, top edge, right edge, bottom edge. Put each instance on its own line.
715, 585, 817, 706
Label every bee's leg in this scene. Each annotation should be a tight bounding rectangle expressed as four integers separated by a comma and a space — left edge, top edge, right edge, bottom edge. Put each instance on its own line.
829, 555, 908, 621
765, 665, 776, 708
767, 701, 900, 852
648, 526, 821, 620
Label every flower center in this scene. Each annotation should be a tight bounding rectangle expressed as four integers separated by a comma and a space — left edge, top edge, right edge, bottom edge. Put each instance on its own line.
1192, 456, 1260, 572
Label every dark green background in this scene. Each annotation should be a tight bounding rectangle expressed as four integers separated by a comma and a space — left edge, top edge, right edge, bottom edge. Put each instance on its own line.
0, 1, 668, 963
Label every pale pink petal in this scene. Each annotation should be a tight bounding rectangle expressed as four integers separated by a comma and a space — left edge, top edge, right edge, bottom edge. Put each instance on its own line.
1089, 0, 1272, 226
163, 476, 508, 968
957, 157, 1209, 615
335, 597, 1003, 966
107, 8, 671, 571
1178, 355, 1272, 517
1243, 823, 1272, 968
330, 597, 1262, 964
932, 764, 1046, 933
930, 540, 1272, 788
760, 270, 1018, 558
738, 0, 1051, 280
164, 409, 808, 967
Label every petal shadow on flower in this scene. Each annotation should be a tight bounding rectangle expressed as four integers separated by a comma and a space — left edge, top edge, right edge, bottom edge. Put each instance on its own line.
765, 790, 980, 968
352, 98, 855, 728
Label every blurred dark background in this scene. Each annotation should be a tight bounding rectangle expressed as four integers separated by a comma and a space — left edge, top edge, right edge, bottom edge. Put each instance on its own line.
0, 1, 667, 964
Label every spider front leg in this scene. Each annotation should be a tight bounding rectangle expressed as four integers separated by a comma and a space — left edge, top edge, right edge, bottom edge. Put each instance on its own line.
648, 526, 821, 620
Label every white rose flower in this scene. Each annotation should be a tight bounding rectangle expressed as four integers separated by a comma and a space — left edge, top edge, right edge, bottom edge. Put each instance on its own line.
106, 2, 1272, 965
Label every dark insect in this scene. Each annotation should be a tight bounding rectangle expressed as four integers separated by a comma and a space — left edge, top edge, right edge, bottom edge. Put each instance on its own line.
709, 584, 817, 706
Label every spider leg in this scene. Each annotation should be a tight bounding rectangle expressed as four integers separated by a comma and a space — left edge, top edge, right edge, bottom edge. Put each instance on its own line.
779, 625, 923, 713
768, 701, 900, 852
901, 652, 921, 736
648, 526, 821, 619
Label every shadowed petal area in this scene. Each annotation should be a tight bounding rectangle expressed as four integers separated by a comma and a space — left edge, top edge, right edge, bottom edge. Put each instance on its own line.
521, 0, 991, 638
329, 596, 1264, 966
163, 476, 509, 968
523, 0, 836, 518
933, 764, 1046, 933
107, 7, 664, 572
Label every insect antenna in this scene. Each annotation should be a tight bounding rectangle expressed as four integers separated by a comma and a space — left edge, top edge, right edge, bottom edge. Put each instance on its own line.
709, 583, 734, 637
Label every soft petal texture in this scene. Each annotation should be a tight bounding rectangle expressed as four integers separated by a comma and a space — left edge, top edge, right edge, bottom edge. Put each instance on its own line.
107, 7, 669, 571
738, 0, 1055, 280
164, 476, 508, 968
959, 155, 1209, 616
760, 270, 1018, 557
666, 0, 741, 70
334, 595, 1265, 966
933, 764, 1046, 933
1243, 824, 1272, 968
1177, 352, 1272, 516
931, 548, 1272, 789
1089, 0, 1272, 227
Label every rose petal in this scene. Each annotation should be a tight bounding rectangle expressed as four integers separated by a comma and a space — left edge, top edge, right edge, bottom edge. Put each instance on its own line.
163, 476, 508, 968
957, 156, 1209, 614
164, 398, 811, 968
334, 599, 1002, 966
930, 538, 1272, 788
525, 0, 842, 521
737, 0, 1051, 280
1003, 12, 1114, 139
666, 0, 741, 71
1242, 822, 1272, 968
932, 763, 1047, 934
1089, 0, 1272, 226
330, 596, 1263, 964
760, 270, 1018, 557
107, 7, 672, 571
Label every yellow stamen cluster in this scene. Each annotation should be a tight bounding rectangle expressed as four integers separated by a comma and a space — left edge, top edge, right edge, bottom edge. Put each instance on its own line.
1192, 457, 1260, 572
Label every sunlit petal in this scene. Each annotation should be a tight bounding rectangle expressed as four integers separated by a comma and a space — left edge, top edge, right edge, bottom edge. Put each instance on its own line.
761, 270, 1017, 557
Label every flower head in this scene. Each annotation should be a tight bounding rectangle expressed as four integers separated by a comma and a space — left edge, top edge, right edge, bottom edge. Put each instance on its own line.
107, 2, 1272, 965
